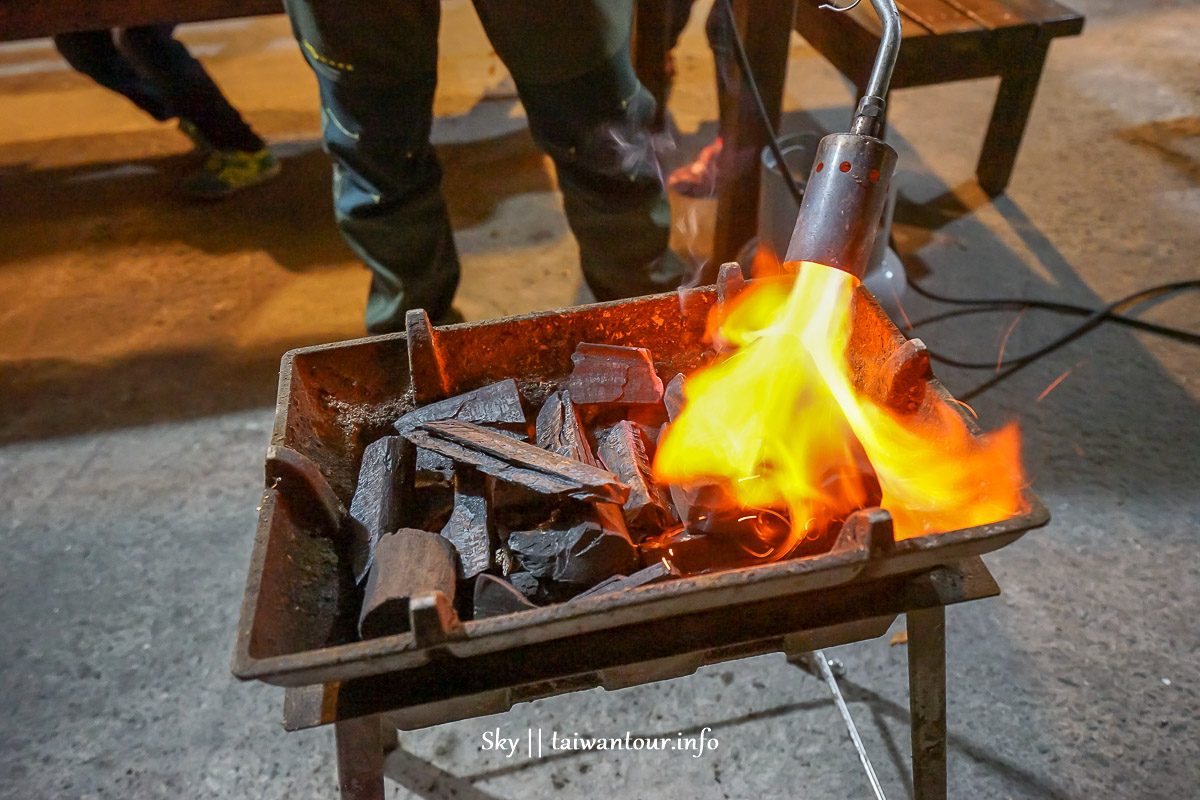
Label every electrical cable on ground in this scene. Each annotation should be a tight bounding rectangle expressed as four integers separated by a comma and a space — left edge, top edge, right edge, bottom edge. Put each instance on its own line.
914, 281, 1200, 401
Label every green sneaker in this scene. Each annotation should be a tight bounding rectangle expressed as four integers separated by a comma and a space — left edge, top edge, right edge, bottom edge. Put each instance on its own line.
182, 148, 280, 200
178, 119, 211, 154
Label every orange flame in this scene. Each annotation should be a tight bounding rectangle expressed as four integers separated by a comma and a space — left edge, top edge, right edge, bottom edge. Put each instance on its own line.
653, 261, 1026, 554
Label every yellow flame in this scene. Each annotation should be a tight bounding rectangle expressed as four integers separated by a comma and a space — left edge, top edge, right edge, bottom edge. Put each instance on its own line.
653, 261, 1025, 552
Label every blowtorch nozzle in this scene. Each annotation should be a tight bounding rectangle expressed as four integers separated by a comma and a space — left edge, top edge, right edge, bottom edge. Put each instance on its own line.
783, 0, 901, 280
782, 129, 897, 281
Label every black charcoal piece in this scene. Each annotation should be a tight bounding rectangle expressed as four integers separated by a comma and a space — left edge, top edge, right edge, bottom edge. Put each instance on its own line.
570, 559, 682, 601
414, 447, 454, 488
404, 420, 629, 506
596, 421, 675, 537
506, 570, 542, 602
506, 522, 567, 579
507, 503, 636, 587
394, 379, 525, 436
567, 343, 664, 405
347, 435, 412, 584
658, 379, 739, 530
473, 574, 538, 619
359, 529, 456, 639
535, 390, 597, 466
438, 467, 493, 579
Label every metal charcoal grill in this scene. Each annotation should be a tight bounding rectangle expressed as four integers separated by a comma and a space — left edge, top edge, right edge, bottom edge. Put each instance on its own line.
232, 275, 1048, 799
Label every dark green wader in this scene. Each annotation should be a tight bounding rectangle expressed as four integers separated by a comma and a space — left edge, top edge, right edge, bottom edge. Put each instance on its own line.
282, 0, 689, 334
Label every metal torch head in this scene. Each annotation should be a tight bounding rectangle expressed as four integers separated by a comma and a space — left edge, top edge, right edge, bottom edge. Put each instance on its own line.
782, 129, 898, 281
783, 0, 902, 281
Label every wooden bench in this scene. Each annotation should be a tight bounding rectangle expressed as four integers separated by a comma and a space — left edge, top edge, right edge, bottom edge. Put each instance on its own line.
0, 0, 282, 42
794, 0, 1084, 195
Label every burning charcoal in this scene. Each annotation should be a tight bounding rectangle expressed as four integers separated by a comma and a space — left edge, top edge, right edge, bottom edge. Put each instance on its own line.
508, 503, 636, 588
404, 420, 629, 506
473, 574, 538, 619
596, 421, 675, 538
623, 404, 669, 434
438, 467, 493, 579
638, 420, 663, 448
535, 391, 597, 466
347, 436, 412, 584
659, 376, 740, 529
570, 559, 682, 601
359, 529, 456, 639
506, 570, 543, 602
663, 373, 686, 420
688, 505, 793, 546
639, 528, 761, 575
567, 343, 664, 405
394, 379, 526, 436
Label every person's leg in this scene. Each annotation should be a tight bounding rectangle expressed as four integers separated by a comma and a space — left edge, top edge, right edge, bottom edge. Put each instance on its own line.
116, 25, 263, 152
474, 0, 687, 301
666, 1, 737, 199
282, 0, 459, 332
52, 30, 174, 121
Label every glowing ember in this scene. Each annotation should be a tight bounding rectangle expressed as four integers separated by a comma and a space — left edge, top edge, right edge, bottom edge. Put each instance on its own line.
653, 261, 1026, 556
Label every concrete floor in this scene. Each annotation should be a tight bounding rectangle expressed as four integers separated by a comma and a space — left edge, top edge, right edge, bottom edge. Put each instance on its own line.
1, 1, 1197, 798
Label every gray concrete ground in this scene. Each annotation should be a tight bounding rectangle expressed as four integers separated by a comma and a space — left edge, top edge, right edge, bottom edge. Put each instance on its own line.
2, 1, 1198, 798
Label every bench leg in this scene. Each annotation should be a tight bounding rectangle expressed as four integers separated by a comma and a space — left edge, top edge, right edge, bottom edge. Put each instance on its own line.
976, 38, 1051, 196
335, 716, 386, 800
907, 607, 947, 800
712, 0, 796, 266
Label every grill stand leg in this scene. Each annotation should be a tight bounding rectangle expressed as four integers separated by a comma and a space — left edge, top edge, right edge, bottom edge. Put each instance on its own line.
335, 716, 386, 800
907, 607, 947, 800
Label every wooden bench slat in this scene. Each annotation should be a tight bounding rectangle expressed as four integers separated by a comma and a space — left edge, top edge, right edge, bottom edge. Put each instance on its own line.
795, 1, 932, 40
0, 0, 283, 43
895, 0, 982, 35
992, 0, 1084, 35
939, 0, 1022, 28
941, 0, 1081, 33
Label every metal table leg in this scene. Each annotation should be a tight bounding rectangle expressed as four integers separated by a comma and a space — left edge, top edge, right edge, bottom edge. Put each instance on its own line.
335, 716, 386, 800
907, 606, 947, 800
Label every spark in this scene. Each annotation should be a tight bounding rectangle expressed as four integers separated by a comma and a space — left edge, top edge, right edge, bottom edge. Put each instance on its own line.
736, 474, 760, 482
738, 515, 756, 522
1036, 361, 1084, 403
996, 307, 1027, 371
893, 296, 914, 331
949, 397, 979, 420
736, 540, 775, 558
